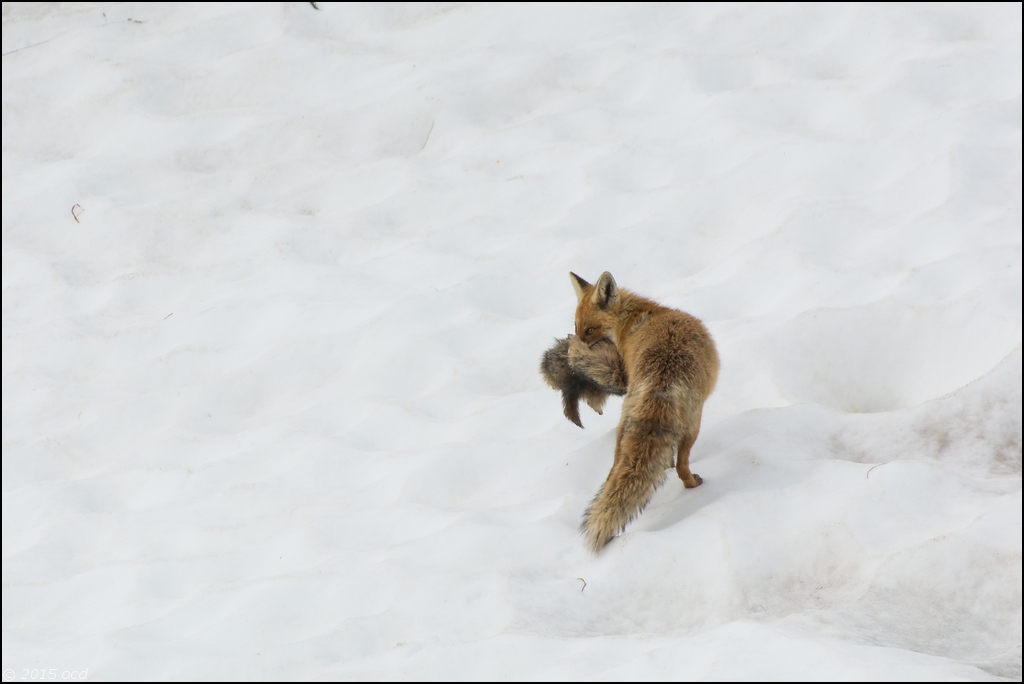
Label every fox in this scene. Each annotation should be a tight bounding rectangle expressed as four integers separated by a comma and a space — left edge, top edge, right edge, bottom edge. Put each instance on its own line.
568, 271, 719, 552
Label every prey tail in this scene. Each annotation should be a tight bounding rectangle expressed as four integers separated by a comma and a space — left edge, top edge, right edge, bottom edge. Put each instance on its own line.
580, 416, 674, 553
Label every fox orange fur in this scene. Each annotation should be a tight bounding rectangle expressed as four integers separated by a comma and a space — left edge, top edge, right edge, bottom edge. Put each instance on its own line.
568, 271, 719, 552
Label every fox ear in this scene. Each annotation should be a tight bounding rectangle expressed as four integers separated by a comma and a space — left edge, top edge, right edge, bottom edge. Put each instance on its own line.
570, 272, 591, 302
593, 272, 619, 309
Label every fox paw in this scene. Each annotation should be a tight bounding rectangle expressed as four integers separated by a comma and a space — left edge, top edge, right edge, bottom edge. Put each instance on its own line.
685, 474, 703, 489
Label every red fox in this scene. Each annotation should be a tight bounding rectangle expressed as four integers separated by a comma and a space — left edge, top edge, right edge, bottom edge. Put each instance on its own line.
568, 271, 719, 552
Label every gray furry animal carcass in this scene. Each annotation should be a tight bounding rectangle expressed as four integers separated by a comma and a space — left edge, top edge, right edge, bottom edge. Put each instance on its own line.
540, 336, 627, 428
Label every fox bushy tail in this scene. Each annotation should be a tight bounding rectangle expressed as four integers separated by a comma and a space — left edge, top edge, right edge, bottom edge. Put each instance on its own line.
580, 414, 676, 553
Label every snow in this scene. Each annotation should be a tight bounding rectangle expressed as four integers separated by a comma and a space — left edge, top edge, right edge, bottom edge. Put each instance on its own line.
2, 2, 1021, 680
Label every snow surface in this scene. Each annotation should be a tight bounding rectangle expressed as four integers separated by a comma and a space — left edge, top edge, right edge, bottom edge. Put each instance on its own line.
2, 2, 1021, 680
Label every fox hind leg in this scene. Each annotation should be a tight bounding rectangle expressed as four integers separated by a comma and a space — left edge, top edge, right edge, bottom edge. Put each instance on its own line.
676, 432, 702, 488
676, 408, 704, 488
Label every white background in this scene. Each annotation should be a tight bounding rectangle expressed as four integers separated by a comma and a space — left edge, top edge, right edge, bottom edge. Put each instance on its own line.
3, 3, 1021, 679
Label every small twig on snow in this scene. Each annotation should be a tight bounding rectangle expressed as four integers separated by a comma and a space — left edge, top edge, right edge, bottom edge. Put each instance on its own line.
866, 464, 883, 479
419, 119, 435, 153
577, 578, 587, 592
71, 204, 84, 223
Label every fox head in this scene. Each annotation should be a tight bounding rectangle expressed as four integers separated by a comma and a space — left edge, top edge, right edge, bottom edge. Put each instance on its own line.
570, 271, 620, 345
